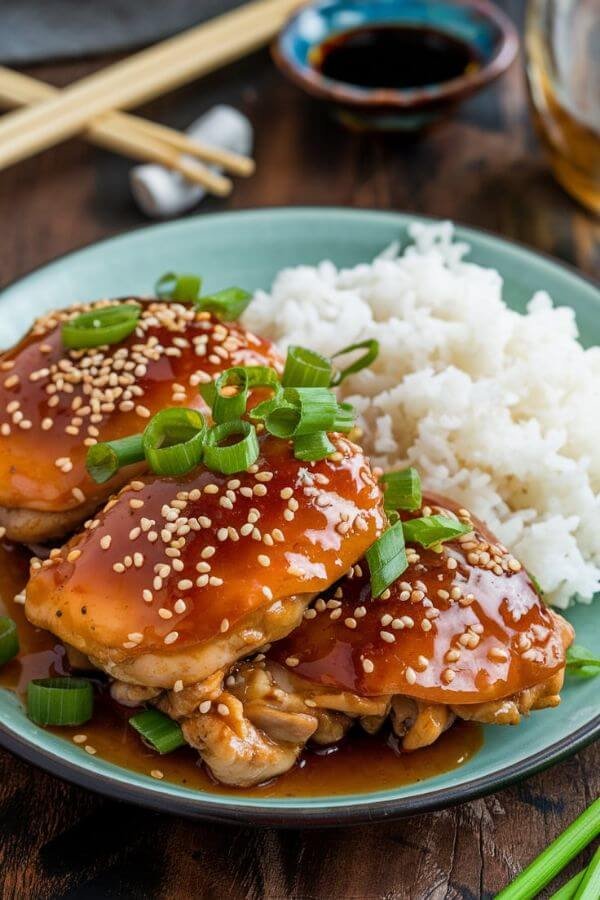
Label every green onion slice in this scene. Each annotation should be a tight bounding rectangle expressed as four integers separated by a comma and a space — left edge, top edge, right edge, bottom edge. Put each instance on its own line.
566, 645, 600, 679
381, 468, 422, 512
129, 709, 186, 754
266, 387, 338, 438
143, 408, 206, 476
203, 420, 259, 475
330, 339, 380, 386
209, 367, 249, 423
155, 272, 202, 301
293, 431, 335, 462
574, 847, 600, 900
0, 616, 19, 667
86, 434, 145, 484
62, 305, 141, 349
197, 287, 252, 320
402, 515, 471, 549
366, 521, 408, 598
27, 677, 93, 726
282, 345, 332, 388
332, 400, 355, 433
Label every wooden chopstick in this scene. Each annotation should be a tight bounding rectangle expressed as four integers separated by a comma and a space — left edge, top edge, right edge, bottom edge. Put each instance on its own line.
0, 0, 301, 171
0, 67, 253, 178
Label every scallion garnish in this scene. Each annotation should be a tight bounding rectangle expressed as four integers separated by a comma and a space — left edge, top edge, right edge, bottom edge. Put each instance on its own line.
566, 645, 600, 679
496, 798, 600, 900
330, 339, 380, 386
0, 616, 19, 667
129, 709, 186, 754
366, 521, 408, 597
203, 420, 259, 474
197, 287, 252, 320
282, 345, 332, 388
62, 305, 141, 349
332, 400, 356, 433
155, 272, 202, 302
381, 468, 422, 512
142, 408, 207, 476
27, 677, 93, 726
549, 867, 586, 900
266, 387, 338, 438
86, 434, 145, 483
208, 367, 249, 423
293, 431, 336, 462
574, 848, 600, 900
402, 515, 471, 549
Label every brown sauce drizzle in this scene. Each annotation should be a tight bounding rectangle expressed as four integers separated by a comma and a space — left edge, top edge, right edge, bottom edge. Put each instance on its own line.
0, 544, 482, 797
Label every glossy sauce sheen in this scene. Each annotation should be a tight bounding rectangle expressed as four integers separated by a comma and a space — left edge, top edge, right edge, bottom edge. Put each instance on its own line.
313, 25, 480, 90
0, 301, 282, 510
25, 435, 384, 664
272, 495, 566, 703
0, 545, 482, 796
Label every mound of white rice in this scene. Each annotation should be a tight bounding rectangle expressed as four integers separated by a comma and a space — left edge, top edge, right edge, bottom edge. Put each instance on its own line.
243, 222, 600, 608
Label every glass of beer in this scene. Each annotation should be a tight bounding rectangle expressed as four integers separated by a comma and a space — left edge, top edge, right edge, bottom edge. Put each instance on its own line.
525, 0, 600, 214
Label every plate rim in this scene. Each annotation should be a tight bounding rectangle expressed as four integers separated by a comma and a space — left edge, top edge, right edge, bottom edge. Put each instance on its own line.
0, 205, 598, 826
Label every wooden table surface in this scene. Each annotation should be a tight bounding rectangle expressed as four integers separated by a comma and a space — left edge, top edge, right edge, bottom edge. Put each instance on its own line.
0, 2, 598, 897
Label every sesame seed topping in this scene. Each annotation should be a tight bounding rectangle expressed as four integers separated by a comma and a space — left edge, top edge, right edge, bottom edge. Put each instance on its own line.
164, 631, 179, 645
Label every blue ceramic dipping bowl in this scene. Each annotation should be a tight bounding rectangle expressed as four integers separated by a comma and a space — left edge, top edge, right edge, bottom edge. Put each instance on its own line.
272, 0, 519, 130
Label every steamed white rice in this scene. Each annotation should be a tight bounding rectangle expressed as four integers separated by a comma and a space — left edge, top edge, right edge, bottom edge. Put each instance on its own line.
243, 222, 600, 609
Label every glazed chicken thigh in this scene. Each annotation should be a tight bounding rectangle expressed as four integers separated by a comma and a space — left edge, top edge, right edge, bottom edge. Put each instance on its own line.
25, 434, 386, 689
0, 299, 282, 542
149, 495, 573, 786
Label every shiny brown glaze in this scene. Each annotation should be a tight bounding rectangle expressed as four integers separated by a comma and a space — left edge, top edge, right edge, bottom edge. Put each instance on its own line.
0, 300, 282, 512
271, 494, 567, 704
0, 542, 483, 796
25, 434, 385, 666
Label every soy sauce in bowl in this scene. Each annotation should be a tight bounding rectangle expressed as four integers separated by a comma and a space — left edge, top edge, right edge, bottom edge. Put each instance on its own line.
312, 24, 481, 91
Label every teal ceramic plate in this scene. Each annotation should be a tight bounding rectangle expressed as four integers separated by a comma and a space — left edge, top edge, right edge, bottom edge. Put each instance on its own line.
0, 208, 598, 826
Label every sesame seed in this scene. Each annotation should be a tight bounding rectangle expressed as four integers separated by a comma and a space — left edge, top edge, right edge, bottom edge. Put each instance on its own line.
72, 734, 87, 744
177, 579, 193, 591
262, 586, 273, 600
380, 631, 395, 643
158, 608, 173, 619
163, 631, 179, 645
220, 618, 229, 633
362, 658, 374, 674
405, 666, 417, 685
150, 769, 164, 780
217, 703, 229, 716
128, 632, 143, 642
344, 617, 357, 629
442, 668, 455, 684
199, 701, 211, 714
85, 745, 97, 755
113, 562, 125, 574
201, 546, 216, 558
280, 488, 293, 500
286, 656, 300, 667
209, 576, 223, 587
447, 557, 458, 570
67, 549, 81, 562
142, 589, 153, 603
100, 535, 112, 550
380, 614, 393, 626
129, 498, 144, 509
421, 619, 432, 632
257, 554, 271, 567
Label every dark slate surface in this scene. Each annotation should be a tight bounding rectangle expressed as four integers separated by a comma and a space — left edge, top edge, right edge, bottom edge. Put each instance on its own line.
0, 0, 245, 64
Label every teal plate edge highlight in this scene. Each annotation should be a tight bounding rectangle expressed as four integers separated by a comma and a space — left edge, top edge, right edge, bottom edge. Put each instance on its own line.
0, 207, 598, 826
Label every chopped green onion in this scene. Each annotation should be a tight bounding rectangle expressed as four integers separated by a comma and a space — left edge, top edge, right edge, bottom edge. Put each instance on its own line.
332, 400, 355, 433
210, 367, 249, 423
155, 272, 202, 301
197, 287, 252, 320
497, 798, 600, 900
86, 434, 145, 484
249, 394, 290, 423
402, 515, 471, 549
574, 847, 600, 900
203, 420, 259, 475
27, 677, 93, 726
550, 868, 587, 900
129, 709, 186, 754
244, 366, 281, 391
0, 617, 19, 667
266, 388, 338, 438
330, 339, 380, 386
366, 521, 408, 598
293, 431, 335, 462
142, 408, 206, 476
62, 305, 141, 349
566, 645, 600, 679
282, 345, 332, 388
381, 468, 422, 512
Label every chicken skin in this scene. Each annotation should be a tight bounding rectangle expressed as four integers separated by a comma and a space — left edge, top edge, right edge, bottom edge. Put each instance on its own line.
25, 433, 385, 689
144, 494, 573, 786
0, 299, 282, 542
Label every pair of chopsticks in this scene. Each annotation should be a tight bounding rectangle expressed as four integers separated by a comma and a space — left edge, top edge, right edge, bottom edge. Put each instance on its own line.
0, 0, 302, 196
497, 797, 599, 899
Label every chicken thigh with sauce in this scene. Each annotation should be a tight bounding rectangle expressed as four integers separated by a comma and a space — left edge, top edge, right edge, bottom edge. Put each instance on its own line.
0, 299, 282, 542
147, 495, 573, 786
25, 433, 386, 691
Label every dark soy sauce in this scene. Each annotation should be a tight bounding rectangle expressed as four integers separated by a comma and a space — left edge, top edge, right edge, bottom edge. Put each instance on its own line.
314, 25, 480, 90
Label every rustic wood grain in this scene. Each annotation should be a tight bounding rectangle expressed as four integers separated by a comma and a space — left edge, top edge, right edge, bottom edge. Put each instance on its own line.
0, 2, 598, 897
